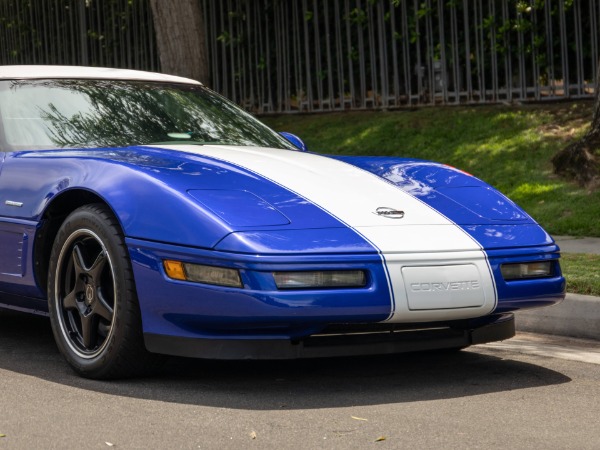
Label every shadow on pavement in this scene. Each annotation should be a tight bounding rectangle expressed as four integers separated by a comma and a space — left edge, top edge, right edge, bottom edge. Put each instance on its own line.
0, 309, 571, 410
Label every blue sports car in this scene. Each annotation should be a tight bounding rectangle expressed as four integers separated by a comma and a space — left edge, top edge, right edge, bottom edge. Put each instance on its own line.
0, 66, 565, 378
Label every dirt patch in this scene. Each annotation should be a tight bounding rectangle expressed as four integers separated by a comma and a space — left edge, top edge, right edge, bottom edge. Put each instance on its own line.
534, 101, 593, 142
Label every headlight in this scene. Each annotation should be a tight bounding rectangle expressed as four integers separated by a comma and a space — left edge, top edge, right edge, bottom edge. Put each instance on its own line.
501, 261, 553, 280
273, 270, 367, 289
163, 260, 242, 288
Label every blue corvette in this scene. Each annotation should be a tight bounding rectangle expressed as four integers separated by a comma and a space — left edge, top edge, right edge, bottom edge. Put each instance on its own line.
0, 66, 565, 378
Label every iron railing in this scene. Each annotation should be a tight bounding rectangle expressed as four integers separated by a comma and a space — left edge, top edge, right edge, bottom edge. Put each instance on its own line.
1, 0, 598, 113
0, 0, 158, 71
205, 0, 600, 113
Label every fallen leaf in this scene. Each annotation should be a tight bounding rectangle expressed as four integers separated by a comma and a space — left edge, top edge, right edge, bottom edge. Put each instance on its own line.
351, 416, 368, 421
105, 442, 114, 447
250, 431, 257, 440
0, 434, 6, 438
375, 436, 386, 442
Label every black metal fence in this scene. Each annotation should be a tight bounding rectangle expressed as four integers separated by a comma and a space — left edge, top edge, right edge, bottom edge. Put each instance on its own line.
1, 0, 599, 114
0, 0, 158, 71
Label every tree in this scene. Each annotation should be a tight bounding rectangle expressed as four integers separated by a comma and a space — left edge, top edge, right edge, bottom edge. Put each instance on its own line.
148, 0, 210, 86
552, 66, 600, 189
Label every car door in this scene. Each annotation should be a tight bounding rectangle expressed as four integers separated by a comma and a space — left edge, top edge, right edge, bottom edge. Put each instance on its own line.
0, 152, 26, 280
0, 84, 48, 303
0, 151, 44, 302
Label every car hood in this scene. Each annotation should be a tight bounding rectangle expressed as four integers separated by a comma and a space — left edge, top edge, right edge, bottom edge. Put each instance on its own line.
332, 155, 531, 223
136, 144, 532, 226
10, 144, 548, 252
138, 144, 548, 252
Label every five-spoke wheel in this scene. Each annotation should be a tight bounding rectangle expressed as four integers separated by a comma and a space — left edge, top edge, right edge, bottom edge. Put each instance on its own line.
54, 228, 116, 358
48, 204, 155, 379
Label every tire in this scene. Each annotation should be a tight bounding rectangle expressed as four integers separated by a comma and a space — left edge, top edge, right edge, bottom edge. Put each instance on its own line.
47, 204, 157, 379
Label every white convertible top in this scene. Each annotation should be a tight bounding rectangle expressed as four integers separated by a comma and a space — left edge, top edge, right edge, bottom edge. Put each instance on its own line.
0, 65, 201, 85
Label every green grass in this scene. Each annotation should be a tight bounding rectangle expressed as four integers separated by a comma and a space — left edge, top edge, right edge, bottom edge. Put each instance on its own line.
262, 102, 600, 296
262, 101, 600, 237
560, 254, 600, 296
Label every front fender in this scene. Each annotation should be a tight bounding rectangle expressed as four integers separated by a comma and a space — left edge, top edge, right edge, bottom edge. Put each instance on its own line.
0, 152, 234, 249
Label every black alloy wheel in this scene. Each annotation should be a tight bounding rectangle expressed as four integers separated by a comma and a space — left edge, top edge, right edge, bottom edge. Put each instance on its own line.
48, 204, 157, 379
54, 228, 115, 357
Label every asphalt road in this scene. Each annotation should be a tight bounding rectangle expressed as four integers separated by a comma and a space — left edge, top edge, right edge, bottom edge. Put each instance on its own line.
1, 310, 600, 449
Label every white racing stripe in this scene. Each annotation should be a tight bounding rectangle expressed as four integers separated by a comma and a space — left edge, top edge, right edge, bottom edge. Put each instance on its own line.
149, 145, 497, 321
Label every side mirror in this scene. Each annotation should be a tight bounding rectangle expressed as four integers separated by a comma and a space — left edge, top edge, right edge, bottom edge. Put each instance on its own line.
279, 132, 308, 152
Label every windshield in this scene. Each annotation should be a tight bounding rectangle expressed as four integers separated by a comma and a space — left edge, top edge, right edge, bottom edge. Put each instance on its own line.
0, 79, 294, 151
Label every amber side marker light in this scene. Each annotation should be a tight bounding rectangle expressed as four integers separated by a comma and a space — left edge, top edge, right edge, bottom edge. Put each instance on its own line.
163, 260, 242, 288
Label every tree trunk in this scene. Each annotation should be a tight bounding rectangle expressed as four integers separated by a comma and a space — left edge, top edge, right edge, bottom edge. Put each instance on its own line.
148, 0, 210, 86
552, 65, 600, 189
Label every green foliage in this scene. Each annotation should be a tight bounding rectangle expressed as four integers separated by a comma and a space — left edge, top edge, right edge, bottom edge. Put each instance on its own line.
347, 8, 367, 26
560, 254, 600, 296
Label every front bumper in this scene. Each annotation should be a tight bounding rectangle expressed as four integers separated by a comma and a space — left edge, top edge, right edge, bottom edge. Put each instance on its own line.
127, 236, 562, 355
144, 313, 515, 359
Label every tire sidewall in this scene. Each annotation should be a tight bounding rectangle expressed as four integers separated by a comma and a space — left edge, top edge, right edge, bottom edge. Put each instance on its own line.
48, 205, 137, 378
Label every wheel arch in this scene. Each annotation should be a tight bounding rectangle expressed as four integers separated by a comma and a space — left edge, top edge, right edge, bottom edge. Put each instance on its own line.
33, 189, 120, 294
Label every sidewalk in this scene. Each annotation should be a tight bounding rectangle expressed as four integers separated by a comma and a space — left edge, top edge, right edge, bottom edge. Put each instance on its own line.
552, 235, 600, 255
514, 236, 600, 341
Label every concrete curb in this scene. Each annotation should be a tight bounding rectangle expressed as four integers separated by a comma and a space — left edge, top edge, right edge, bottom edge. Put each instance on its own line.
554, 236, 600, 255
515, 293, 600, 341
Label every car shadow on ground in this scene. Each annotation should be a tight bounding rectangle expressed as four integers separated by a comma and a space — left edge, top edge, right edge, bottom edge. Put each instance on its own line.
0, 309, 571, 410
